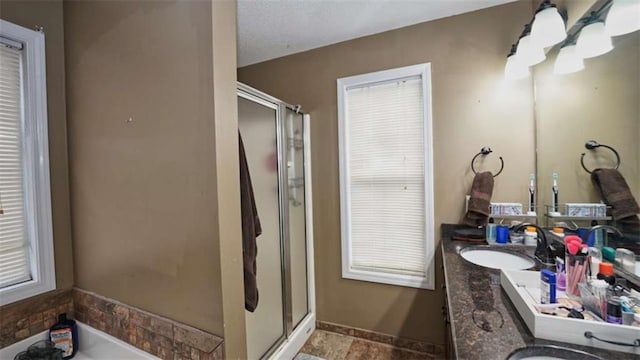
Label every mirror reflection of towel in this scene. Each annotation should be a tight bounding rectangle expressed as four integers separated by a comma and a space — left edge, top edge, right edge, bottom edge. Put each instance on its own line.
591, 168, 640, 233
463, 172, 494, 227
239, 132, 262, 312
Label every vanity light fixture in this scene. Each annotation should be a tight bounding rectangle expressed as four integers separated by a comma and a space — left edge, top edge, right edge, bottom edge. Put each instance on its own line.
531, 0, 567, 48
605, 0, 640, 36
516, 24, 546, 66
505, 44, 530, 80
577, 14, 614, 58
553, 36, 585, 75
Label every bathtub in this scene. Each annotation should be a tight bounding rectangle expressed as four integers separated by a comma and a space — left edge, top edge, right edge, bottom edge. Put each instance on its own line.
0, 322, 158, 360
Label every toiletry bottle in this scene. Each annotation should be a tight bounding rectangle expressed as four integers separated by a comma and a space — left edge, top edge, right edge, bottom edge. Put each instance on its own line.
552, 172, 559, 213
591, 220, 603, 248
540, 269, 557, 304
588, 247, 602, 279
528, 173, 536, 214
602, 246, 616, 262
607, 298, 623, 324
49, 313, 78, 359
486, 218, 497, 244
555, 257, 566, 291
597, 262, 616, 285
524, 226, 537, 246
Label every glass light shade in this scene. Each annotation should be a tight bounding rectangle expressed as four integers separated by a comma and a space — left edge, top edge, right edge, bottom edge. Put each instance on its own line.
577, 22, 614, 58
531, 7, 567, 48
605, 0, 640, 36
553, 45, 585, 74
515, 35, 546, 66
505, 54, 531, 80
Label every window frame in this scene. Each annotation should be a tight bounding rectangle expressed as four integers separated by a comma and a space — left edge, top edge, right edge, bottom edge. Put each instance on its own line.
337, 63, 435, 290
0, 19, 56, 305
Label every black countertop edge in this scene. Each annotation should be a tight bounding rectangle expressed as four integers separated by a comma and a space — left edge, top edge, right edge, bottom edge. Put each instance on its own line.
441, 223, 639, 360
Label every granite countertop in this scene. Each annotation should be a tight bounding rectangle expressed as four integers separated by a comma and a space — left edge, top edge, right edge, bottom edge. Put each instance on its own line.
441, 224, 638, 360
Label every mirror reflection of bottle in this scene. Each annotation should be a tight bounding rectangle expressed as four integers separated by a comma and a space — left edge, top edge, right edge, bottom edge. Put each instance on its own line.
552, 172, 559, 213
590, 220, 603, 248
529, 173, 535, 213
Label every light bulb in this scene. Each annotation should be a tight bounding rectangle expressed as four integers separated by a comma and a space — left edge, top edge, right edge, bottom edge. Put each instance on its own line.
505, 53, 530, 80
531, 5, 567, 48
605, 0, 640, 36
577, 22, 613, 58
553, 45, 585, 74
515, 35, 546, 66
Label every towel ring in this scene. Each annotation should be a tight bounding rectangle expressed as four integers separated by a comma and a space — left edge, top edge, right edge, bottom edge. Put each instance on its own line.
471, 147, 504, 178
580, 140, 621, 174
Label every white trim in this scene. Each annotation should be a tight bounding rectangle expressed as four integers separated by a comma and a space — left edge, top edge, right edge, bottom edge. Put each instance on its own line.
302, 113, 316, 316
337, 63, 435, 290
0, 20, 56, 305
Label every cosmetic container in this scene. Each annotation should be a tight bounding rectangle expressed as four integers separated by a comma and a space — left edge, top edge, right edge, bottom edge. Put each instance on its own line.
510, 232, 524, 244
524, 226, 537, 246
615, 248, 635, 273
565, 246, 588, 297
588, 247, 602, 279
496, 225, 509, 244
597, 262, 616, 286
607, 298, 622, 324
555, 257, 566, 291
540, 269, 557, 304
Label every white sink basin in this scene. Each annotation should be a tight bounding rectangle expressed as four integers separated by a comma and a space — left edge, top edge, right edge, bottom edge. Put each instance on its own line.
460, 246, 535, 270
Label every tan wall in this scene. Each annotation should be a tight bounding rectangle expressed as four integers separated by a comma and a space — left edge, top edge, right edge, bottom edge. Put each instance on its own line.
239, 1, 536, 343
535, 31, 640, 209
64, 0, 225, 335
210, 0, 247, 357
0, 0, 74, 290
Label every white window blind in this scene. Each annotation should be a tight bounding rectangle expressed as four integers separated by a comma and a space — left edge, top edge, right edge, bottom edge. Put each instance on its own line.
0, 44, 31, 289
346, 78, 426, 275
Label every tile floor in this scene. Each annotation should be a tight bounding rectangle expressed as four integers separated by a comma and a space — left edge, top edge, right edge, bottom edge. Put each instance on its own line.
295, 330, 434, 360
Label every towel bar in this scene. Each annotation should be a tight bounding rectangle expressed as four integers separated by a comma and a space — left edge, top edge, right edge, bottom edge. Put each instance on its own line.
580, 140, 621, 174
471, 147, 504, 177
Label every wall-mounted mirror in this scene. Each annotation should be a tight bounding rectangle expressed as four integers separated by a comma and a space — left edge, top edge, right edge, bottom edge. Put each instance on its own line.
533, 0, 639, 282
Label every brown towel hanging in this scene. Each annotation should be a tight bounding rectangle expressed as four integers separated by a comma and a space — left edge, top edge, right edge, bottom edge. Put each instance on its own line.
591, 168, 640, 232
462, 171, 494, 227
239, 132, 262, 312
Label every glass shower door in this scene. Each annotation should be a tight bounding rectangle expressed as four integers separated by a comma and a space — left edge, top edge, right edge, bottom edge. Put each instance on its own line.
285, 108, 309, 330
239, 85, 313, 359
238, 96, 286, 360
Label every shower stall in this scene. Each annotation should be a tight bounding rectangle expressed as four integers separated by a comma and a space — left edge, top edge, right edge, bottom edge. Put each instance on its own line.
237, 83, 315, 359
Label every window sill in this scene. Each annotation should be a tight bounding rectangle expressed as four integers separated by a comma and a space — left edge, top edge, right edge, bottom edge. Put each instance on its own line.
0, 278, 56, 306
342, 267, 434, 290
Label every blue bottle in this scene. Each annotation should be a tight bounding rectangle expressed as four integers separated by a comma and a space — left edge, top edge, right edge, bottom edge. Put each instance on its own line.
540, 269, 557, 304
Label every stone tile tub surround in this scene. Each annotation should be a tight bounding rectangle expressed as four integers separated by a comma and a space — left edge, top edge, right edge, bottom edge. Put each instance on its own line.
441, 224, 637, 360
317, 320, 444, 356
73, 288, 223, 360
0, 289, 74, 348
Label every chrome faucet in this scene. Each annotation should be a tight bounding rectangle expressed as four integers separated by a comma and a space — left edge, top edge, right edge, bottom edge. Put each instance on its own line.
513, 223, 554, 264
582, 225, 623, 246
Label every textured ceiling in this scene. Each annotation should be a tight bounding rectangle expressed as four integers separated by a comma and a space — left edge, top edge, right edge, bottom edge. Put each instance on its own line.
237, 0, 519, 67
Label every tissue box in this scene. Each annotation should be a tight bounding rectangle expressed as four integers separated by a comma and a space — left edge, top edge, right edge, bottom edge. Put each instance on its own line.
490, 202, 523, 215
565, 203, 607, 217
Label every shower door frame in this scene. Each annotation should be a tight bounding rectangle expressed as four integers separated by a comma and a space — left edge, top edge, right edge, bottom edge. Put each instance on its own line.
238, 83, 316, 360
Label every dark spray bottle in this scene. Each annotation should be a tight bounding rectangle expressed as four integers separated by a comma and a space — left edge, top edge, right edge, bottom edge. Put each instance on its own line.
49, 313, 78, 359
